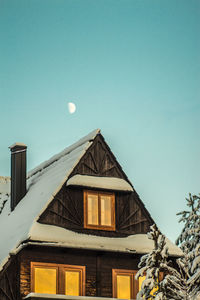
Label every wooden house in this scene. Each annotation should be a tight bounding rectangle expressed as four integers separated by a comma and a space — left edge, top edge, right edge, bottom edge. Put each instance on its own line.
0, 129, 181, 300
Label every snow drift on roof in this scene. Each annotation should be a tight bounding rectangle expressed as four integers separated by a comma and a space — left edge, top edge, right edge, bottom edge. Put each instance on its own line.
0, 176, 10, 194
29, 222, 182, 257
67, 175, 133, 191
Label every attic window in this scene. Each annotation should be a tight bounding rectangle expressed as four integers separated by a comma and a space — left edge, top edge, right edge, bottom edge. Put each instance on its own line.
31, 262, 85, 296
84, 190, 115, 231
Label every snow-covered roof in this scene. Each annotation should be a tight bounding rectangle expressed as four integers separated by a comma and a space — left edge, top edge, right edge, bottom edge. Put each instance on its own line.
28, 223, 183, 257
0, 129, 182, 272
67, 175, 133, 191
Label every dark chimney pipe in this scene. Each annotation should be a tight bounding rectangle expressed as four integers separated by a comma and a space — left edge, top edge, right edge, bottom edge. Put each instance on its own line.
9, 143, 27, 211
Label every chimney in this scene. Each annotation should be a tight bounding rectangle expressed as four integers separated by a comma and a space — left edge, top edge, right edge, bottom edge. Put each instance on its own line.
9, 143, 27, 211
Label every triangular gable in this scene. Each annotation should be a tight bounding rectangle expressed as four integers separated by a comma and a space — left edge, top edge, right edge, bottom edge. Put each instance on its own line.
38, 133, 154, 237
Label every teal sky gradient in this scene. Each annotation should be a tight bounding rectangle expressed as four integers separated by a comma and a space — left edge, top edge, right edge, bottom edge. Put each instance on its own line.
0, 0, 200, 242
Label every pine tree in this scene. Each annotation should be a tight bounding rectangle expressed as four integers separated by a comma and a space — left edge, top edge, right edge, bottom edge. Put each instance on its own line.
176, 193, 200, 299
136, 193, 200, 299
135, 224, 168, 300
136, 224, 187, 300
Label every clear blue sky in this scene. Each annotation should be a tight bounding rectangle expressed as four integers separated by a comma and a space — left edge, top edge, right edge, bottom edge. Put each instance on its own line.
0, 0, 199, 243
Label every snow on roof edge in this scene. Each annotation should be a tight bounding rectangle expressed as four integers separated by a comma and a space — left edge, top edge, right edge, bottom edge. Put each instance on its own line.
66, 175, 134, 191
29, 223, 183, 258
24, 292, 118, 300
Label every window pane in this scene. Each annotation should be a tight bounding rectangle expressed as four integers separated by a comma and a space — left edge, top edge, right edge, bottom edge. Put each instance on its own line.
34, 267, 56, 294
101, 195, 112, 226
65, 271, 80, 296
117, 275, 131, 299
139, 276, 158, 295
139, 275, 146, 290
87, 194, 98, 225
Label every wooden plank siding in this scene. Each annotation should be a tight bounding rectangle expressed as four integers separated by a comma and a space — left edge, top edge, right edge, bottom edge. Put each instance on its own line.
0, 256, 20, 300
39, 186, 152, 237
19, 246, 142, 299
70, 134, 130, 181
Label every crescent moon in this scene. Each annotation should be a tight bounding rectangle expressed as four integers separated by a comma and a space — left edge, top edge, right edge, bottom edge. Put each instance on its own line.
68, 102, 76, 114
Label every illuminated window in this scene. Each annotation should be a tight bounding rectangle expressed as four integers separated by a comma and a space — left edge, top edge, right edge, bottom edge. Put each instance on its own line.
84, 190, 115, 230
31, 262, 85, 296
34, 266, 57, 294
112, 269, 137, 299
139, 275, 146, 291
139, 273, 163, 296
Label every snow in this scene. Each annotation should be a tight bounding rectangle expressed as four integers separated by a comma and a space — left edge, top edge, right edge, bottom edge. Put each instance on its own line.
9, 142, 27, 148
67, 175, 133, 191
0, 129, 99, 271
24, 293, 116, 300
28, 222, 182, 257
0, 176, 10, 213
0, 176, 10, 194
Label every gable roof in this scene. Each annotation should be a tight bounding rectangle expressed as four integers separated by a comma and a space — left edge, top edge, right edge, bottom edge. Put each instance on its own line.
0, 129, 182, 271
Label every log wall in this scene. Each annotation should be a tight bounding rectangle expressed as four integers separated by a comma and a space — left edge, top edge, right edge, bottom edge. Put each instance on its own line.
20, 246, 141, 299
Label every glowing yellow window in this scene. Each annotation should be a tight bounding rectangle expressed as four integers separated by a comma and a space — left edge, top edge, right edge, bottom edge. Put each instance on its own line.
31, 263, 85, 296
87, 193, 99, 225
139, 274, 163, 296
65, 271, 80, 295
117, 275, 131, 299
34, 267, 57, 294
139, 275, 146, 291
101, 195, 112, 226
113, 269, 135, 299
84, 190, 115, 231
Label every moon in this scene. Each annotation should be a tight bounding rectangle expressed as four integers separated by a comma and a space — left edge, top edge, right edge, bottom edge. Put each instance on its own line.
68, 102, 76, 114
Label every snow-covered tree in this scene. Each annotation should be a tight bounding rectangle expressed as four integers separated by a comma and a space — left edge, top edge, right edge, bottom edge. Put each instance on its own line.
135, 224, 168, 300
176, 193, 200, 298
136, 193, 200, 300
136, 224, 188, 300
160, 256, 188, 300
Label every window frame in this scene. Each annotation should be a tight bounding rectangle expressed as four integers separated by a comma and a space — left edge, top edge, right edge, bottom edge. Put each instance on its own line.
31, 262, 86, 296
112, 269, 138, 299
84, 190, 115, 231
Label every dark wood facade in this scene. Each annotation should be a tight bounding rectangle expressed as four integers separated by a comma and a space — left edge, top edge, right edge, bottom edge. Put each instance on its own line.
19, 245, 142, 299
39, 186, 152, 237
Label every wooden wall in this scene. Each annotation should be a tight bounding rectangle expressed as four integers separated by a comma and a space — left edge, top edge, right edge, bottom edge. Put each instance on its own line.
39, 186, 152, 237
19, 245, 141, 299
0, 256, 20, 300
